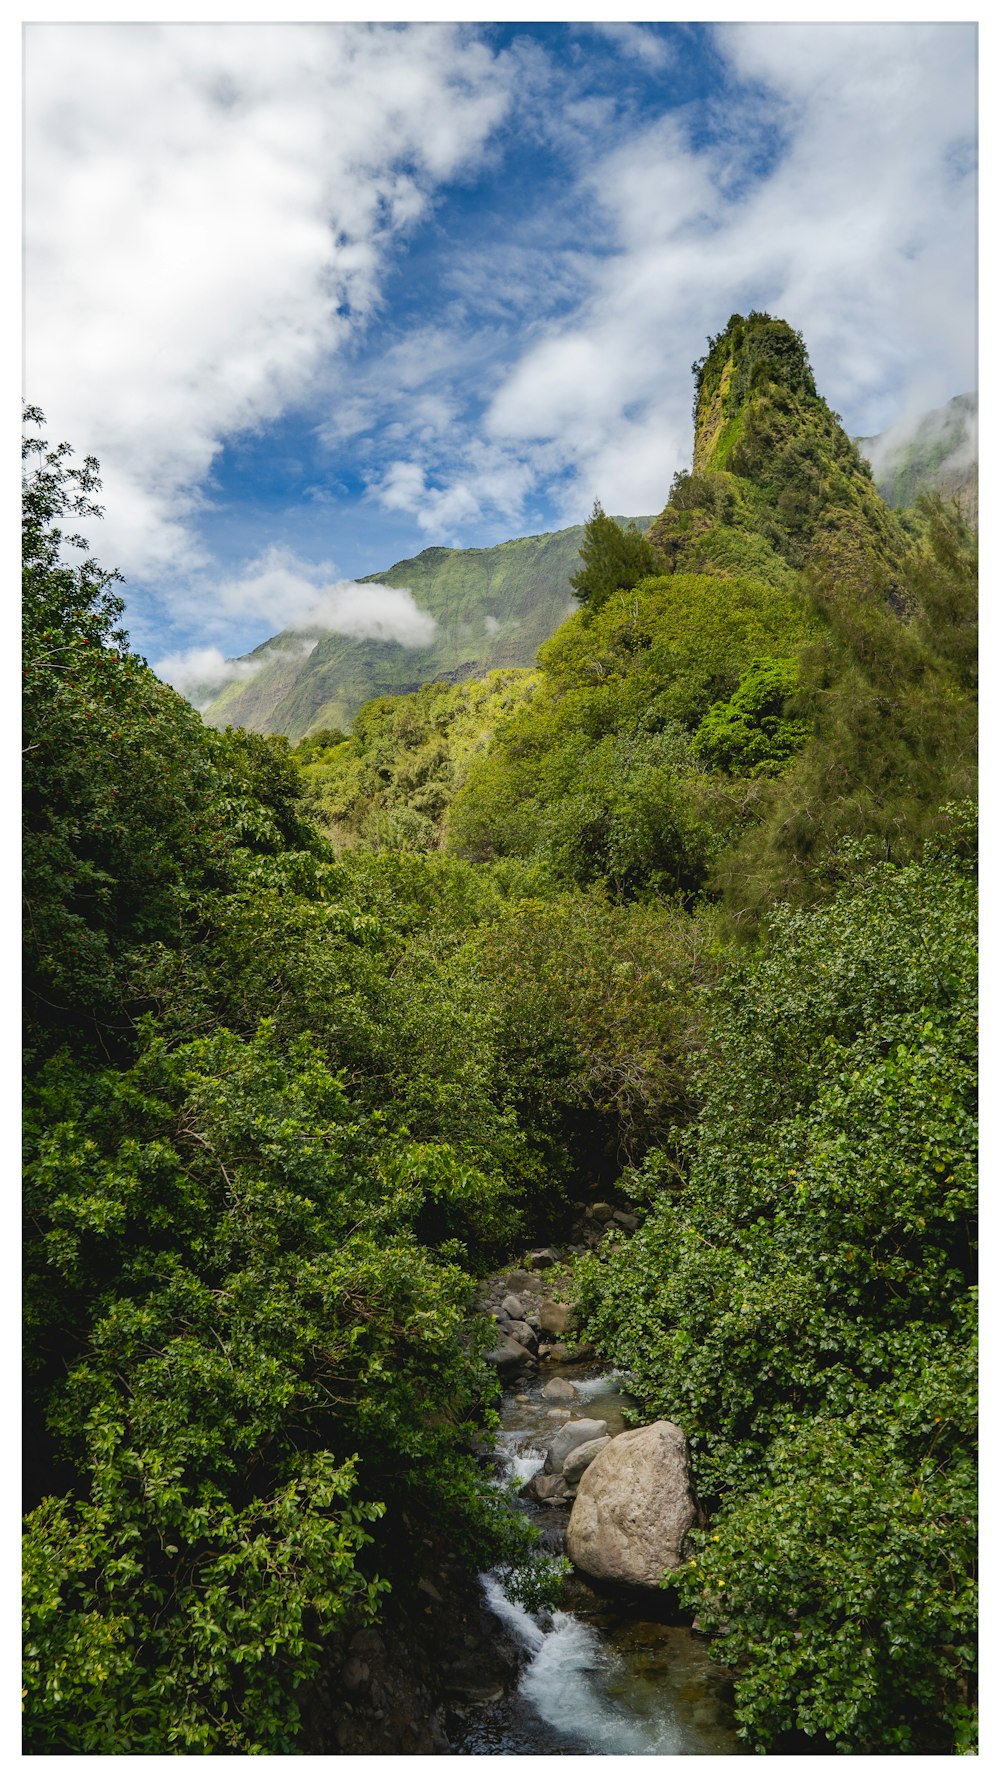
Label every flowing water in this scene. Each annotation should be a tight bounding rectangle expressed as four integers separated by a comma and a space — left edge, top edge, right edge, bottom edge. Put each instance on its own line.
453, 1367, 743, 1756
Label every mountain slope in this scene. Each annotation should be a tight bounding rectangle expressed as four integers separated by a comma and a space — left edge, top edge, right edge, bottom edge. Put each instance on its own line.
649, 311, 907, 584
305, 311, 974, 913
856, 392, 977, 524
202, 518, 651, 741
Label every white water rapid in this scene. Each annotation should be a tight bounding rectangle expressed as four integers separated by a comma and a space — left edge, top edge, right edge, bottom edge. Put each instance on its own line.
471, 1377, 741, 1757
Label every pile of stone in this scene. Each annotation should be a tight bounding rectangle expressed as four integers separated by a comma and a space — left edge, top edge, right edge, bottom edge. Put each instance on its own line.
479, 1257, 594, 1381
521, 1413, 611, 1506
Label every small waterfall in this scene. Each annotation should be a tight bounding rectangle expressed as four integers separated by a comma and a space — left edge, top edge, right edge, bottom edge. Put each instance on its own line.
482, 1575, 691, 1755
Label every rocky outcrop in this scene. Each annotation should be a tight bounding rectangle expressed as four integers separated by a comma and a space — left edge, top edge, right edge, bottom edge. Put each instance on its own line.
566, 1421, 697, 1589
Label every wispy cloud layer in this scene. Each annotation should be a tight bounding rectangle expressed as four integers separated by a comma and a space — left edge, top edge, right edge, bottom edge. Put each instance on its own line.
155, 547, 436, 696
152, 641, 314, 702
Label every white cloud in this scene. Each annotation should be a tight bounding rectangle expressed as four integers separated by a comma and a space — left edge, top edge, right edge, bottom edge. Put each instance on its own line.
371, 441, 538, 541
585, 24, 675, 72
24, 22, 512, 579
153, 640, 315, 702
205, 546, 437, 644
387, 23, 976, 532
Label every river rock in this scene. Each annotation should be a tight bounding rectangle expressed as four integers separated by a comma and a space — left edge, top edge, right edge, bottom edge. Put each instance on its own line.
612, 1210, 640, 1232
589, 1202, 615, 1222
485, 1336, 537, 1380
541, 1376, 576, 1404
543, 1417, 609, 1474
566, 1420, 697, 1588
501, 1293, 524, 1319
561, 1434, 611, 1487
504, 1270, 536, 1293
546, 1340, 595, 1365
505, 1319, 538, 1352
522, 1471, 569, 1505
538, 1299, 576, 1338
528, 1247, 560, 1269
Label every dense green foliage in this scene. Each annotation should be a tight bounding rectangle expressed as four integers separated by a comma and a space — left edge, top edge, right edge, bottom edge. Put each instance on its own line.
24, 1023, 536, 1753
24, 310, 977, 1757
569, 499, 664, 613
21, 419, 547, 1753
575, 831, 976, 1750
292, 668, 536, 852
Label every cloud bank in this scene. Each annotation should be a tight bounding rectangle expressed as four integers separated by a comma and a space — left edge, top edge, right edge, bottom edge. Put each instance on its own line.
862, 396, 978, 488
24, 21, 512, 582
155, 549, 436, 697
152, 641, 315, 702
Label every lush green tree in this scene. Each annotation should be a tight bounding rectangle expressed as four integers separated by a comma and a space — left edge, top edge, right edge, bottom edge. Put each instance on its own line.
693, 656, 810, 777
575, 828, 977, 1752
22, 422, 542, 1753
23, 1023, 533, 1753
22, 411, 326, 1062
569, 501, 662, 615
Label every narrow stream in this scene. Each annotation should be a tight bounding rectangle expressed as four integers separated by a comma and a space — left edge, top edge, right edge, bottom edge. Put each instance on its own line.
453, 1366, 743, 1756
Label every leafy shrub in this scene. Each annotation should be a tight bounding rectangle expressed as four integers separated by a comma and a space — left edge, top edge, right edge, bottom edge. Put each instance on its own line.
23, 1023, 532, 1752
693, 656, 809, 777
575, 837, 977, 1751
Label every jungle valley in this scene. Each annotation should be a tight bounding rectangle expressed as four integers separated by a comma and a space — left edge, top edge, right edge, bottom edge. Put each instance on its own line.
23, 313, 977, 1756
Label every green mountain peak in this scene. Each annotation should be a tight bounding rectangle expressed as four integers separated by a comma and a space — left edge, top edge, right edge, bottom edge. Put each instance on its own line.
692, 311, 818, 473
649, 310, 906, 583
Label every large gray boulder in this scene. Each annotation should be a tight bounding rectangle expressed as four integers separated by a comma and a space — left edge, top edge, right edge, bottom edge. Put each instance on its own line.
566, 1420, 697, 1589
543, 1417, 609, 1474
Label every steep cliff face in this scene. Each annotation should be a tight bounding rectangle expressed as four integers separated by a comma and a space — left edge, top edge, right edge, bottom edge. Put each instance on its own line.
649, 312, 907, 585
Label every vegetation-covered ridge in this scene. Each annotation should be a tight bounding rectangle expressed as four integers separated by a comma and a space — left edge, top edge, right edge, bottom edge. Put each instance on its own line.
856, 391, 978, 526
201, 516, 653, 742
649, 311, 908, 585
23, 293, 977, 1759
301, 315, 975, 920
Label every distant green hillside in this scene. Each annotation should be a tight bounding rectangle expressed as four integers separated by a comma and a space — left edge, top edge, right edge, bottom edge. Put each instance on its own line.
855, 392, 977, 524
202, 518, 652, 741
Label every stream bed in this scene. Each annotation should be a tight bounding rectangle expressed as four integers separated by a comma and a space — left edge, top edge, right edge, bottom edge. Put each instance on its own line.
452, 1366, 743, 1755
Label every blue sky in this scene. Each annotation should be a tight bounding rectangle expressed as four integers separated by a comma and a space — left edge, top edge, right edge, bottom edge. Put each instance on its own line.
23, 19, 977, 694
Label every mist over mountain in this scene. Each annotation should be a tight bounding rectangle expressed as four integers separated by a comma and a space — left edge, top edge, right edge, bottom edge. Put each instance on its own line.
199, 517, 652, 741
855, 393, 977, 525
